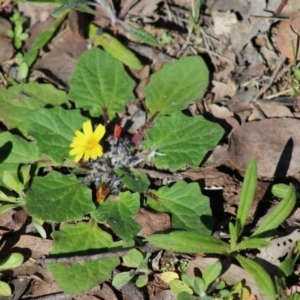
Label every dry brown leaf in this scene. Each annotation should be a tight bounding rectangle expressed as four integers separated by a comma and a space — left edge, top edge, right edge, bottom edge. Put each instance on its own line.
134, 208, 171, 236
275, 21, 300, 60
228, 118, 300, 177
0, 17, 13, 63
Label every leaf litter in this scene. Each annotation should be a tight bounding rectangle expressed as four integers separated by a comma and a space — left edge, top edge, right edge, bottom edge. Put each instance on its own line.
1, 0, 300, 299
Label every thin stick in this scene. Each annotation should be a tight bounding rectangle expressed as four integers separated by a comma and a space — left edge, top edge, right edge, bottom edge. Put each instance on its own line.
36, 244, 160, 267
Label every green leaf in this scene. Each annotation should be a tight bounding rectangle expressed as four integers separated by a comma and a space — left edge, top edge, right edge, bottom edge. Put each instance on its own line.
253, 184, 296, 236
136, 274, 148, 287
69, 47, 135, 119
202, 260, 222, 291
91, 191, 140, 241
32, 217, 47, 239
236, 255, 275, 299
90, 28, 143, 70
170, 280, 194, 295
279, 258, 294, 277
271, 183, 289, 198
0, 253, 23, 270
0, 83, 69, 136
0, 281, 11, 296
235, 238, 271, 251
25, 107, 88, 164
25, 172, 95, 222
123, 249, 144, 268
2, 170, 22, 195
147, 181, 213, 234
0, 204, 21, 214
121, 22, 159, 46
144, 56, 209, 116
229, 222, 237, 250
235, 159, 257, 237
192, 277, 205, 296
23, 11, 67, 67
112, 271, 134, 288
115, 167, 150, 193
0, 132, 40, 186
52, 0, 94, 16
177, 292, 198, 300
147, 231, 230, 254
144, 112, 224, 171
48, 222, 119, 295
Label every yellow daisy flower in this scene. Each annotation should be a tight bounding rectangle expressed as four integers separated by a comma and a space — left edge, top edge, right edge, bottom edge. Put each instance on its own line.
69, 120, 106, 162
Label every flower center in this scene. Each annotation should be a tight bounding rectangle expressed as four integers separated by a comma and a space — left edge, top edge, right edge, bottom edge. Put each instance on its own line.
86, 137, 98, 149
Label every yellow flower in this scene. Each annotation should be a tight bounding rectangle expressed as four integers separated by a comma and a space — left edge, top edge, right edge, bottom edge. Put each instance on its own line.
69, 120, 106, 162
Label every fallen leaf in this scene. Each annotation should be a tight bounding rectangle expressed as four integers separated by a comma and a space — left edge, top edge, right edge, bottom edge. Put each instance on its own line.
134, 208, 171, 236
0, 17, 13, 63
228, 118, 300, 177
275, 21, 300, 60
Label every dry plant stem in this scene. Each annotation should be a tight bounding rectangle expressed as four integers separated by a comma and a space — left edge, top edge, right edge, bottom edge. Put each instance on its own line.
36, 244, 160, 267
136, 168, 181, 181
28, 285, 101, 300
274, 0, 288, 15
269, 55, 286, 85
253, 60, 293, 101
131, 111, 159, 146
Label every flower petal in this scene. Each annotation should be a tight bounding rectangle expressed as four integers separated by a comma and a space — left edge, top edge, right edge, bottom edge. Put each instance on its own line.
83, 120, 93, 136
74, 152, 83, 162
94, 124, 106, 141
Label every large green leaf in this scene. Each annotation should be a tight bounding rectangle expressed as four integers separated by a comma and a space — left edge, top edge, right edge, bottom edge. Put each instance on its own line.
144, 56, 209, 116
48, 222, 119, 295
25, 172, 95, 222
25, 106, 88, 164
0, 132, 40, 186
69, 47, 135, 119
147, 181, 213, 234
91, 191, 140, 241
0, 83, 69, 136
143, 112, 224, 171
147, 231, 230, 254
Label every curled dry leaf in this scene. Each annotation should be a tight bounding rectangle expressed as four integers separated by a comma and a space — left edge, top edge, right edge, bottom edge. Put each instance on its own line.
227, 118, 300, 177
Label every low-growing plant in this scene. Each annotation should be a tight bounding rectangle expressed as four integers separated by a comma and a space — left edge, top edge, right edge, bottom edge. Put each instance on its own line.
147, 159, 297, 299
0, 253, 24, 296
112, 249, 152, 288
0, 43, 225, 295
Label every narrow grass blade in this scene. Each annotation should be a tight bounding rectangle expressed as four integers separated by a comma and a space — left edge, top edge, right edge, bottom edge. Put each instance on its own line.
252, 184, 296, 236
236, 255, 275, 299
235, 158, 257, 237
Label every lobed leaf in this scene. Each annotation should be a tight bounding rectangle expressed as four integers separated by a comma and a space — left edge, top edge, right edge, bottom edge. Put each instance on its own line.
91, 191, 141, 241
25, 107, 88, 164
48, 222, 119, 294
143, 112, 224, 171
0, 83, 69, 136
147, 181, 213, 234
144, 56, 209, 116
25, 172, 95, 222
69, 47, 135, 119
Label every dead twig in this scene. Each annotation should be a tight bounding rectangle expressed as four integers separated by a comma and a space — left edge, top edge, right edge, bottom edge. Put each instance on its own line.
36, 244, 160, 267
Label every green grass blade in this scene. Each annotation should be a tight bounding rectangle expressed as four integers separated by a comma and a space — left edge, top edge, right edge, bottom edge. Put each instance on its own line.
236, 255, 275, 299
252, 184, 296, 236
235, 158, 257, 237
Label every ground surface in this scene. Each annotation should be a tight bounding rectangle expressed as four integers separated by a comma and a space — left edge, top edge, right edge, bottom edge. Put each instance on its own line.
1, 0, 300, 299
